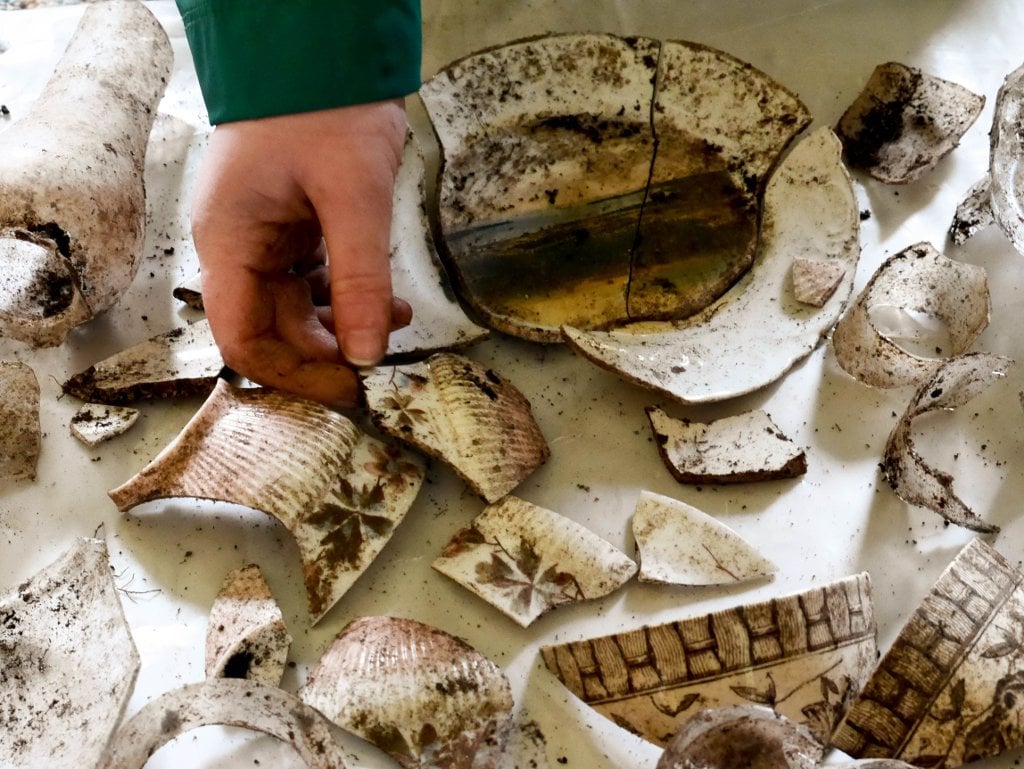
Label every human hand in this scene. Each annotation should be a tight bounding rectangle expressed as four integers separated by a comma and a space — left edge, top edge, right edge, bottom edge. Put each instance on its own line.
189, 99, 412, 406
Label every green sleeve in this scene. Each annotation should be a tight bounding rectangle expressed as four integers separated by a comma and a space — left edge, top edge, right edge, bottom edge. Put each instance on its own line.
175, 0, 422, 124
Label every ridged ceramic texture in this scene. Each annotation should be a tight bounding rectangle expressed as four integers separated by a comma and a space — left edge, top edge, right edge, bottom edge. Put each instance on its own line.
363, 352, 548, 502
0, 360, 39, 481
302, 615, 514, 769
108, 379, 426, 622
433, 495, 637, 627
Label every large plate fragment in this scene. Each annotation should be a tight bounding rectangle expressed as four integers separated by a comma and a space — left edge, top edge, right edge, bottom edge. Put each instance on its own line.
632, 490, 775, 585
1, 538, 139, 769
988, 62, 1024, 255
832, 539, 1024, 768
0, 360, 40, 481
363, 352, 548, 502
302, 615, 514, 769
880, 352, 1012, 534
564, 127, 859, 403
97, 679, 348, 769
647, 407, 806, 484
832, 243, 990, 389
62, 318, 225, 404
835, 62, 984, 184
540, 573, 875, 747
432, 495, 637, 627
108, 379, 426, 622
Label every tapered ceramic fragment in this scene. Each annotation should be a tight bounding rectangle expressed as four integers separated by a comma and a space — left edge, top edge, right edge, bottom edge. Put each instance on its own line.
655, 705, 823, 769
108, 379, 426, 622
564, 127, 859, 403
632, 490, 775, 585
302, 616, 515, 769
880, 352, 1012, 534
205, 564, 291, 686
792, 258, 846, 307
832, 243, 990, 389
97, 679, 347, 769
646, 407, 806, 484
1, 538, 139, 769
0, 360, 39, 481
362, 353, 548, 502
988, 63, 1024, 255
62, 318, 225, 404
540, 573, 875, 747
949, 176, 993, 246
432, 495, 637, 627
836, 62, 984, 184
70, 402, 139, 446
832, 539, 1024, 767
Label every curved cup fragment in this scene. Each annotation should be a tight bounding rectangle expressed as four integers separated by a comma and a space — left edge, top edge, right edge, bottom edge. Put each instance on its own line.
70, 403, 140, 446
835, 62, 984, 184
656, 705, 823, 769
880, 352, 1012, 534
1, 538, 139, 769
363, 353, 548, 502
832, 539, 1024, 768
646, 406, 806, 484
832, 243, 990, 389
632, 490, 775, 586
989, 62, 1024, 255
564, 127, 859, 403
432, 495, 637, 627
108, 380, 426, 622
302, 615, 514, 769
949, 176, 993, 246
541, 573, 875, 747
206, 564, 291, 686
97, 678, 348, 769
0, 360, 40, 481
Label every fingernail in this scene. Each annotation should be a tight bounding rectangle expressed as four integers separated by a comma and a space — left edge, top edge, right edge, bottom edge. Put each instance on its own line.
343, 330, 386, 368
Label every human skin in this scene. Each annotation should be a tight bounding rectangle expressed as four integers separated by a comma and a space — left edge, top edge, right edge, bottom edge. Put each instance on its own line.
190, 98, 412, 406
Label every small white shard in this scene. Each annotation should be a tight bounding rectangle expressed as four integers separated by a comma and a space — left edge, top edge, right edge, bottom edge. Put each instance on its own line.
791, 257, 846, 307
70, 402, 139, 446
950, 175, 993, 245
647, 406, 806, 484
433, 495, 637, 627
206, 564, 291, 686
632, 490, 775, 586
0, 360, 39, 481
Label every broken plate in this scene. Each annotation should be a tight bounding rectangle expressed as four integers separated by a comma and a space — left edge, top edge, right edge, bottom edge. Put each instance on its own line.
70, 402, 140, 446
62, 318, 225, 404
647, 407, 806, 484
541, 572, 875, 747
108, 379, 426, 622
835, 62, 984, 184
1, 538, 139, 769
432, 495, 637, 627
632, 490, 776, 585
832, 538, 1024, 768
832, 243, 990, 389
880, 352, 1013, 534
563, 126, 859, 403
421, 34, 809, 341
302, 615, 514, 769
362, 352, 548, 502
97, 678, 347, 769
205, 564, 292, 686
0, 360, 39, 481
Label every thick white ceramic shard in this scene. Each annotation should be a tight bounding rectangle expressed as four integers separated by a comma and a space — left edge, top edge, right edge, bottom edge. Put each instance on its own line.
632, 490, 775, 586
0, 360, 39, 481
950, 176, 993, 245
832, 242, 990, 389
880, 352, 1012, 533
646, 407, 806, 484
62, 318, 225, 403
836, 62, 984, 184
0, 538, 139, 769
302, 615, 515, 769
363, 352, 548, 502
564, 127, 859, 403
832, 539, 1024, 768
432, 495, 637, 627
108, 380, 426, 622
70, 402, 140, 446
205, 564, 292, 686
97, 679, 348, 769
541, 573, 876, 747
989, 62, 1024, 255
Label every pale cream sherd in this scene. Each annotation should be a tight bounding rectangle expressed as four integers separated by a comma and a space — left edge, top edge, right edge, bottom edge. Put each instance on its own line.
0, 360, 40, 481
70, 403, 140, 447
